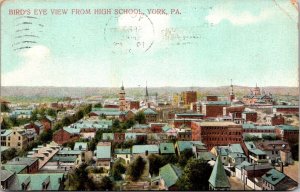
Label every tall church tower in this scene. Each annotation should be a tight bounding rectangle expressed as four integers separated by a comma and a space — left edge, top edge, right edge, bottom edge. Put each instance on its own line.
145, 81, 150, 108
229, 79, 235, 101
119, 82, 126, 111
253, 83, 261, 96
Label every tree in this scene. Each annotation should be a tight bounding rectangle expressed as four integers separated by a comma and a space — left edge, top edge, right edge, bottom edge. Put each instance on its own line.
62, 116, 72, 126
128, 156, 146, 181
161, 154, 178, 165
75, 110, 84, 120
178, 148, 194, 167
98, 176, 113, 191
176, 159, 213, 191
1, 117, 13, 129
1, 148, 17, 163
111, 159, 126, 181
46, 108, 57, 117
1, 103, 10, 112
121, 119, 135, 129
94, 102, 102, 108
148, 154, 163, 176
112, 119, 121, 129
53, 121, 63, 131
291, 144, 299, 161
39, 129, 53, 143
134, 111, 146, 124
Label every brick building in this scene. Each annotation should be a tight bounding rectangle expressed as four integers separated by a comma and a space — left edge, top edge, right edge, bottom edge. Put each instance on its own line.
266, 114, 284, 126
202, 101, 231, 118
242, 111, 257, 122
149, 123, 167, 133
275, 125, 299, 144
53, 128, 80, 145
182, 91, 197, 105
272, 105, 299, 115
223, 105, 245, 118
206, 95, 218, 101
126, 100, 140, 110
191, 121, 243, 150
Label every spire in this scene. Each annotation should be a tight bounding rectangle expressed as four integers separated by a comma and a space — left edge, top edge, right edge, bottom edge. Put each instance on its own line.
145, 81, 149, 101
121, 81, 124, 90
230, 79, 234, 95
208, 155, 230, 189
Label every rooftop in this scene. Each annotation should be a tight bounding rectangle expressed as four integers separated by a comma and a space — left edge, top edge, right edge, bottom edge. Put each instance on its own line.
159, 164, 182, 188
132, 145, 159, 154
159, 143, 175, 154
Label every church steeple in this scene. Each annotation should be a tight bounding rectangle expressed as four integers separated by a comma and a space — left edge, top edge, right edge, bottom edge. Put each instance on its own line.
145, 81, 149, 102
229, 79, 235, 101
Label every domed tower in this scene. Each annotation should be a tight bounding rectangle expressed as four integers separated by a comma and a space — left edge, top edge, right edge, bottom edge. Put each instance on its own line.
119, 82, 126, 111
253, 83, 261, 96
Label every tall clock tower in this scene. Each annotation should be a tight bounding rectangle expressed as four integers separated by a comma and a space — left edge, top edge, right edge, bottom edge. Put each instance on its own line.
119, 82, 126, 111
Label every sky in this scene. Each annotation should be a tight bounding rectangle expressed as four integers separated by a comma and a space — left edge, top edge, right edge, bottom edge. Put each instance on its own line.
1, 0, 298, 87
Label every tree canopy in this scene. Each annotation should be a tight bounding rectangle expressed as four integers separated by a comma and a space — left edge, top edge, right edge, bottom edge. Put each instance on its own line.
128, 156, 146, 181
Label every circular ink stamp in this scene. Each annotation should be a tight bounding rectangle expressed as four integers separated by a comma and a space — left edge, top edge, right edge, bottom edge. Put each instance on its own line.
104, 11, 155, 54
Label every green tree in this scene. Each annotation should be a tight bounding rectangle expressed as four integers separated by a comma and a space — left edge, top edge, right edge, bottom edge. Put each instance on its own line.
53, 121, 63, 131
176, 159, 213, 191
128, 156, 146, 181
62, 116, 72, 126
112, 119, 121, 129
1, 148, 17, 163
148, 154, 163, 176
161, 154, 178, 165
1, 117, 13, 129
1, 103, 10, 112
98, 176, 113, 191
178, 148, 194, 167
75, 110, 84, 120
134, 111, 146, 124
111, 159, 126, 181
46, 108, 57, 117
39, 129, 53, 143
94, 102, 102, 108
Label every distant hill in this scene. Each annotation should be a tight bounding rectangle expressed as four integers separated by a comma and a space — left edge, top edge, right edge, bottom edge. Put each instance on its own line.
1, 86, 299, 98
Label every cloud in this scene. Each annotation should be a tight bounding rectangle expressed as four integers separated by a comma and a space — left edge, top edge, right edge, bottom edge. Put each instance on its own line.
206, 4, 275, 26
2, 45, 111, 87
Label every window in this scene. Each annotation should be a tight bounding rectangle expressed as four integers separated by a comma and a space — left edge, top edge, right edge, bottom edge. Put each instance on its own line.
18, 136, 21, 140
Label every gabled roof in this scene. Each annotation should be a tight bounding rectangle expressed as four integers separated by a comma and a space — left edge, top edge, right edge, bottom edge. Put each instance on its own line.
0, 169, 14, 182
159, 164, 182, 188
230, 144, 244, 154
235, 161, 251, 170
143, 108, 157, 115
276, 125, 298, 131
2, 164, 27, 174
262, 169, 285, 186
63, 127, 80, 134
159, 143, 175, 154
177, 141, 204, 152
114, 148, 131, 154
6, 157, 38, 167
9, 173, 64, 190
197, 151, 216, 161
132, 145, 159, 154
208, 156, 230, 189
96, 145, 111, 159
73, 142, 88, 151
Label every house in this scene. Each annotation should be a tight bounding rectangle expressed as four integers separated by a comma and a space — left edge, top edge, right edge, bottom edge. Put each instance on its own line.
0, 169, 15, 190
24, 121, 44, 135
149, 123, 167, 133
2, 128, 36, 150
243, 141, 268, 164
255, 140, 292, 165
114, 133, 125, 143
8, 173, 65, 190
235, 161, 251, 181
142, 108, 158, 123
40, 116, 55, 131
10, 108, 32, 119
208, 156, 231, 190
52, 128, 80, 145
94, 142, 111, 169
114, 148, 131, 165
26, 144, 60, 169
6, 157, 39, 173
159, 164, 182, 190
73, 142, 88, 151
129, 124, 150, 133
261, 168, 298, 190
56, 149, 84, 165
242, 111, 258, 123
197, 151, 216, 162
159, 143, 175, 155
266, 114, 284, 126
132, 145, 159, 157
102, 133, 114, 141
162, 125, 177, 138
175, 141, 205, 156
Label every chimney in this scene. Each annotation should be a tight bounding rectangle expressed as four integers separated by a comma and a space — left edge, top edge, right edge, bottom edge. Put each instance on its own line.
280, 162, 284, 173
